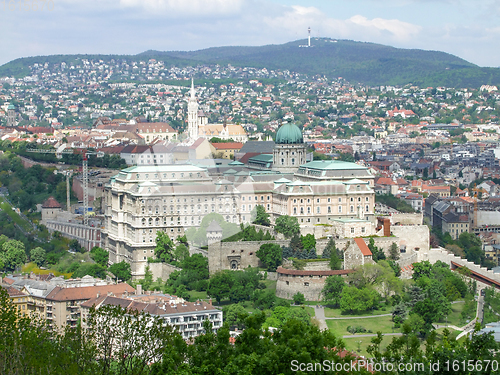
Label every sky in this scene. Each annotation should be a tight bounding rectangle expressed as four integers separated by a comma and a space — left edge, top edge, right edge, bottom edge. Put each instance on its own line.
1, 0, 500, 68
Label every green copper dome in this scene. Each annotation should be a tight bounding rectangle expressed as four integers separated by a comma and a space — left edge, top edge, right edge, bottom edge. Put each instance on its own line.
275, 123, 303, 144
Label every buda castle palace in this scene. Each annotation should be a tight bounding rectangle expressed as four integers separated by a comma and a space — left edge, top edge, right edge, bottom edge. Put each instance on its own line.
102, 81, 375, 277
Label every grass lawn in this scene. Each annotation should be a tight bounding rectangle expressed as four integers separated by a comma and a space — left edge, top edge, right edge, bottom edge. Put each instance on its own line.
326, 315, 399, 337
442, 301, 467, 327
342, 335, 394, 358
262, 279, 277, 290
188, 290, 208, 301
22, 262, 73, 279
324, 306, 391, 318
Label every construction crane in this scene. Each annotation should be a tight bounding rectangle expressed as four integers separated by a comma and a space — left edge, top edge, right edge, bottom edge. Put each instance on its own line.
25, 146, 103, 226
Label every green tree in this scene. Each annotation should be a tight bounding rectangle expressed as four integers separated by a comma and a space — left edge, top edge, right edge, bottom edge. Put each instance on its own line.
340, 286, 380, 314
322, 275, 345, 307
412, 260, 433, 280
174, 244, 189, 263
68, 239, 84, 253
29, 246, 45, 267
89, 246, 109, 267
329, 250, 342, 270
155, 231, 175, 263
293, 292, 306, 305
108, 261, 132, 282
322, 237, 338, 258
141, 265, 153, 291
389, 242, 400, 261
301, 233, 316, 251
256, 243, 282, 271
289, 233, 303, 254
86, 303, 179, 375
207, 271, 235, 303
251, 289, 276, 310
275, 215, 300, 238
252, 205, 270, 226
72, 263, 107, 279
1, 239, 26, 271
222, 303, 248, 329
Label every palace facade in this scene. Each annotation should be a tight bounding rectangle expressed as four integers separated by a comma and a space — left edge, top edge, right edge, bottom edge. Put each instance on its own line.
102, 123, 376, 277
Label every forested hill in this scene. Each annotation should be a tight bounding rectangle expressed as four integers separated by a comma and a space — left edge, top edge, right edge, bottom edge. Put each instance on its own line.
2, 38, 500, 87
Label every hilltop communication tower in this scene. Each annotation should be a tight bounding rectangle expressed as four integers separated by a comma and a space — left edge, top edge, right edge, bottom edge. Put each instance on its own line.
300, 27, 312, 48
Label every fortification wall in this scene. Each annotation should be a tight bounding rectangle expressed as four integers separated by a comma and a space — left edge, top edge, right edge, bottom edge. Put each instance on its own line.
390, 225, 429, 253
300, 225, 336, 239
148, 262, 181, 281
208, 240, 289, 274
424, 247, 500, 287
276, 274, 324, 301
391, 213, 423, 225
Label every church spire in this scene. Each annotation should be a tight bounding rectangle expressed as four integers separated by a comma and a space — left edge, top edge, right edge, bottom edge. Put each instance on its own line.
190, 77, 195, 99
187, 78, 199, 140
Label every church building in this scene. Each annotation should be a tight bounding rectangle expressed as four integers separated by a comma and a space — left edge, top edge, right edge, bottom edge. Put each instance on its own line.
187, 80, 248, 143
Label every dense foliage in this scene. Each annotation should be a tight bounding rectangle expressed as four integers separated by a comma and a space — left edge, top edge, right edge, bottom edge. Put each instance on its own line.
256, 243, 282, 271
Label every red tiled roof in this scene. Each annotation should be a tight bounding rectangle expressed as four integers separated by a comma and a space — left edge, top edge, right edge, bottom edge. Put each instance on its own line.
46, 283, 135, 302
2, 277, 15, 285
137, 122, 175, 133
375, 177, 396, 186
211, 142, 243, 150
2, 285, 27, 297
42, 196, 62, 209
354, 238, 372, 257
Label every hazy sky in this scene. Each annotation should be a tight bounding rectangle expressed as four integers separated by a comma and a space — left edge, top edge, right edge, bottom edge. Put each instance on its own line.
1, 0, 500, 67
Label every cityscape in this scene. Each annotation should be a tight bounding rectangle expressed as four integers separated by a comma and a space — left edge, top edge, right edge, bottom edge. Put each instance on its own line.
2, 1, 500, 374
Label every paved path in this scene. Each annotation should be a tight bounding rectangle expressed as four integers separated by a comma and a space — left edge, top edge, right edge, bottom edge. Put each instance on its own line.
313, 306, 328, 331
433, 324, 463, 331
325, 314, 392, 320
343, 333, 402, 339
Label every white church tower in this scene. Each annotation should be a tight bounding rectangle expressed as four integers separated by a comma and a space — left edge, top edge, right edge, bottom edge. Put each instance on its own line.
187, 78, 199, 140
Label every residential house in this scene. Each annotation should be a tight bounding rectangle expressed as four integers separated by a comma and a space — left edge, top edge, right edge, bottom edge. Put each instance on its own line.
210, 142, 243, 159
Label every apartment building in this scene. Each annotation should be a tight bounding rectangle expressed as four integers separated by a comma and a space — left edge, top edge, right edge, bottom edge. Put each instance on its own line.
81, 295, 223, 339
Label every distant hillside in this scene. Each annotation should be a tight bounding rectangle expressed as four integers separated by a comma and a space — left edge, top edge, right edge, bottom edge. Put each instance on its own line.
2, 38, 500, 87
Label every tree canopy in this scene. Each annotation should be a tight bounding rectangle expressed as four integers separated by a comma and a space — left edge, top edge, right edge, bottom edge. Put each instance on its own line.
256, 243, 282, 271
251, 205, 270, 226
89, 247, 109, 268
274, 215, 300, 238
108, 261, 132, 282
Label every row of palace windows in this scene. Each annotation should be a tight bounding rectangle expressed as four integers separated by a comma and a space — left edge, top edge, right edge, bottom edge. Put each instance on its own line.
136, 172, 202, 179
291, 197, 370, 204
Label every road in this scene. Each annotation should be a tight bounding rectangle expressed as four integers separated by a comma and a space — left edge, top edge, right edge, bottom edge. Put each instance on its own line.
313, 305, 328, 331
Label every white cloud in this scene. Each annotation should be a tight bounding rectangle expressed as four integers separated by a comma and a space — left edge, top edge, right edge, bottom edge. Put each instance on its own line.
347, 15, 422, 40
260, 5, 421, 44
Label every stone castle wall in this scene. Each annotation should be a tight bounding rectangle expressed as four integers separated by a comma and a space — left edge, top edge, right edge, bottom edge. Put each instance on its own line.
276, 274, 327, 301
148, 262, 181, 281
390, 225, 429, 253
390, 213, 423, 226
208, 240, 289, 274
